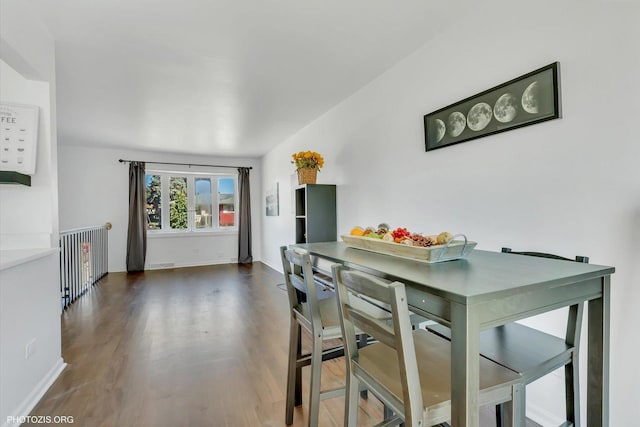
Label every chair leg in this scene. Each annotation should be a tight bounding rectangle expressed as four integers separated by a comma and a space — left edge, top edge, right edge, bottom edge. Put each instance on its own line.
495, 403, 504, 427
344, 371, 360, 427
308, 332, 324, 427
357, 333, 368, 399
502, 382, 525, 427
285, 321, 301, 425
384, 405, 394, 420
565, 354, 580, 427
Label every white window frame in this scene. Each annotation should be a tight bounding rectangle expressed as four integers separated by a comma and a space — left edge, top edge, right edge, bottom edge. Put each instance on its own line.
145, 170, 238, 235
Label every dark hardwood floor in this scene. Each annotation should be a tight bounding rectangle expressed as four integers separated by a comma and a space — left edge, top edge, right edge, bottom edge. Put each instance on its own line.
27, 263, 540, 427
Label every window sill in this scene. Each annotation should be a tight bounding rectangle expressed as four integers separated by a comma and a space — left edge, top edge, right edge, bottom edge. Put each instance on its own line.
147, 230, 238, 239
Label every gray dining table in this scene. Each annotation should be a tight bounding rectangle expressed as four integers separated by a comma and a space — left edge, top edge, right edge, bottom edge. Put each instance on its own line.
291, 241, 614, 427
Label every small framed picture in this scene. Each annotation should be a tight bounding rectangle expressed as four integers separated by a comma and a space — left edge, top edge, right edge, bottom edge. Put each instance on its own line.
266, 183, 279, 216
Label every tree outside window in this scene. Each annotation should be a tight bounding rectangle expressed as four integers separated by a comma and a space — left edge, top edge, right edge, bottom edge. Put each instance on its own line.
170, 177, 188, 229
146, 175, 162, 230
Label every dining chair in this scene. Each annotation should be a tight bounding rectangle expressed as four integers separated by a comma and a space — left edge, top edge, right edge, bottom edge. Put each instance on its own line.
280, 246, 392, 426
426, 247, 589, 427
332, 264, 525, 427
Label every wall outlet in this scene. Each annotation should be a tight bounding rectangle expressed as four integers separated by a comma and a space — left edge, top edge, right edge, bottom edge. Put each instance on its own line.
25, 338, 36, 359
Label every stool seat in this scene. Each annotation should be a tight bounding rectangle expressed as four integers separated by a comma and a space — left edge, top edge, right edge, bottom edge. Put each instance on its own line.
332, 266, 525, 426
427, 322, 572, 380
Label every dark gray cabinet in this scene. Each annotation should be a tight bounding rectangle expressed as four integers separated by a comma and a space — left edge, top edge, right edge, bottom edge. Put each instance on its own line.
295, 184, 336, 244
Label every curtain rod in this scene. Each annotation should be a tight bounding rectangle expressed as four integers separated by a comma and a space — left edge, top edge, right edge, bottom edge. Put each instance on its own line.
118, 159, 252, 170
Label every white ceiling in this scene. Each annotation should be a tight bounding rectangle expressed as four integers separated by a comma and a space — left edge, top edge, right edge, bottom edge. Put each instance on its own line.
29, 0, 467, 157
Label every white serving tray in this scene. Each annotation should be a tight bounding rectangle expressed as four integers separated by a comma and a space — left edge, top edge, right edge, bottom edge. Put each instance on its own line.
340, 233, 476, 263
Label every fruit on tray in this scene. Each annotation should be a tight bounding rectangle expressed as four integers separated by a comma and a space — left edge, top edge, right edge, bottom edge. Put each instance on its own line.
350, 226, 365, 236
349, 224, 455, 247
437, 231, 453, 245
382, 231, 394, 242
364, 232, 383, 239
391, 227, 411, 243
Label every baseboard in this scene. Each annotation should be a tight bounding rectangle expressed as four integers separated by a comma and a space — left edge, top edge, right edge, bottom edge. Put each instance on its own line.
146, 259, 238, 270
259, 259, 282, 274
3, 358, 66, 427
527, 402, 564, 427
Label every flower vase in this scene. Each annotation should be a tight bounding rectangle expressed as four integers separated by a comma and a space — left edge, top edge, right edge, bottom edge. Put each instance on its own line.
297, 167, 317, 185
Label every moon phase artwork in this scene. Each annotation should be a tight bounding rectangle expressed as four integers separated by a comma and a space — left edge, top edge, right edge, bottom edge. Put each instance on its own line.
424, 62, 560, 152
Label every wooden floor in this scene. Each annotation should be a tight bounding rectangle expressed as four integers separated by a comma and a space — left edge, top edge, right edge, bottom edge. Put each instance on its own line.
27, 263, 540, 427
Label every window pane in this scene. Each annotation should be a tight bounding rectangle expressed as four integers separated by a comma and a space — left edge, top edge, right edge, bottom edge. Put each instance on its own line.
194, 178, 212, 229
169, 177, 188, 229
145, 174, 162, 230
218, 178, 235, 227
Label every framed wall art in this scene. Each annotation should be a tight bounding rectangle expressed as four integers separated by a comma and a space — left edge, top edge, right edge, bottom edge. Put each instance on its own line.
266, 182, 279, 216
424, 62, 560, 152
0, 103, 39, 174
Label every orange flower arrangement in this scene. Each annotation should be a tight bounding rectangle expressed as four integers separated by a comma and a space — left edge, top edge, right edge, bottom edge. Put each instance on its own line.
291, 150, 324, 170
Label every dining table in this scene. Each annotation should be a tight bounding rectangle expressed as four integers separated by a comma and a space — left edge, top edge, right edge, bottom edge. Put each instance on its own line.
291, 241, 614, 427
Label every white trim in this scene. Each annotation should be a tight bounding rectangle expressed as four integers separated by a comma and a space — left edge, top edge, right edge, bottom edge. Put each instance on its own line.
0, 248, 58, 271
3, 358, 66, 427
260, 259, 282, 274
146, 259, 238, 270
147, 230, 238, 239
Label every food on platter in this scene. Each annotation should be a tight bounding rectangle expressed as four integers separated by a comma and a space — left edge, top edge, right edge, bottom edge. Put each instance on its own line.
350, 226, 365, 236
437, 231, 453, 245
341, 227, 476, 263
350, 224, 455, 248
377, 223, 390, 232
391, 227, 411, 243
382, 231, 394, 242
400, 238, 414, 246
364, 231, 383, 239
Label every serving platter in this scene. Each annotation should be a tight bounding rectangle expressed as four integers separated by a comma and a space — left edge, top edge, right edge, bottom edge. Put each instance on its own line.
340, 233, 476, 263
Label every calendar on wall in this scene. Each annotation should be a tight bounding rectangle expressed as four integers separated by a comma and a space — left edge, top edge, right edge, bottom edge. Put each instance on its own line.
0, 103, 39, 175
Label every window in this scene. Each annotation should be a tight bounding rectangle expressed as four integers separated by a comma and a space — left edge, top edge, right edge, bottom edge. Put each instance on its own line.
146, 175, 162, 230
218, 178, 235, 227
145, 172, 237, 233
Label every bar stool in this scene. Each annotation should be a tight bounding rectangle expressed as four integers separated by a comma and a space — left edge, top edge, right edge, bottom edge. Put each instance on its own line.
332, 264, 525, 426
281, 247, 393, 426
427, 247, 589, 427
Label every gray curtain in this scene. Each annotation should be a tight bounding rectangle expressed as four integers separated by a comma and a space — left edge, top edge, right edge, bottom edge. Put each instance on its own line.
237, 167, 252, 264
126, 161, 147, 272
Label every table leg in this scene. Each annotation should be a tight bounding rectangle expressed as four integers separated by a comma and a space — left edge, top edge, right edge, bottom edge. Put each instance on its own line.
450, 302, 480, 427
587, 276, 610, 427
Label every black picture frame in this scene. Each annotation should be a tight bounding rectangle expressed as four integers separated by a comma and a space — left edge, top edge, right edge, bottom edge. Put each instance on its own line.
424, 62, 560, 152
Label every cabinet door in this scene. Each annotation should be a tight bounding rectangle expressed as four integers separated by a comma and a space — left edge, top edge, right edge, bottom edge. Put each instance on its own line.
305, 185, 336, 243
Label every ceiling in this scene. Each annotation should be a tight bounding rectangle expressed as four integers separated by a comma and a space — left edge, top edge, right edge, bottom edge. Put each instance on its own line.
29, 0, 467, 157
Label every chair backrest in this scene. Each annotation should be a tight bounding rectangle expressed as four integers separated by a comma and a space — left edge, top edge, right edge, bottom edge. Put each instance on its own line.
501, 247, 589, 347
332, 264, 424, 425
279, 246, 323, 331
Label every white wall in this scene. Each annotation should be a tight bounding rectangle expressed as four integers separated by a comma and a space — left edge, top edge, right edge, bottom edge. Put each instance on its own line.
0, 0, 59, 249
0, 253, 65, 427
261, 2, 639, 425
0, 60, 53, 248
0, 1, 63, 424
57, 145, 262, 272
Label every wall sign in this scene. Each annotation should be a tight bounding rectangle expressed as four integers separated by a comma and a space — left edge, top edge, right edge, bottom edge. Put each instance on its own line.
0, 103, 39, 175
